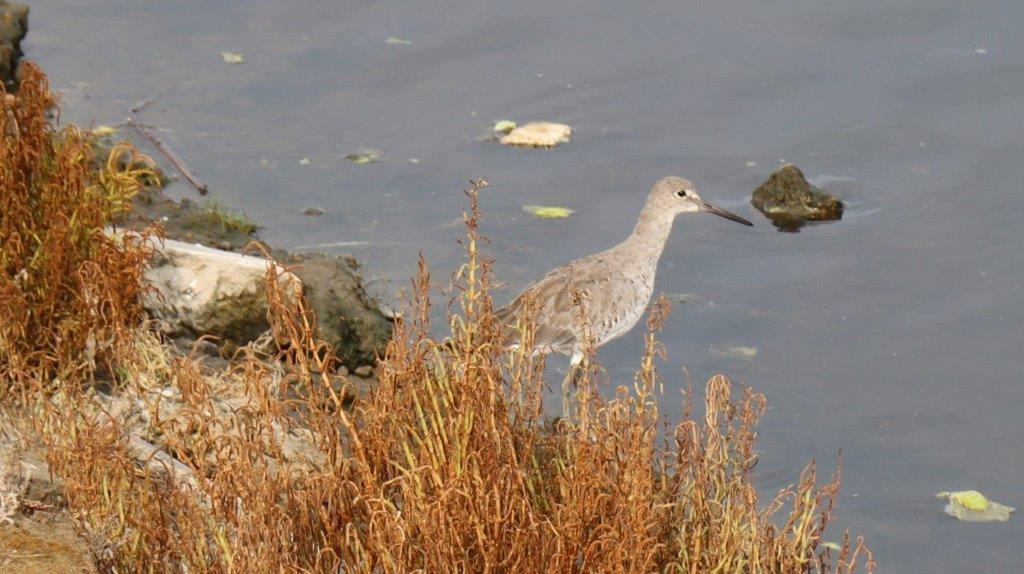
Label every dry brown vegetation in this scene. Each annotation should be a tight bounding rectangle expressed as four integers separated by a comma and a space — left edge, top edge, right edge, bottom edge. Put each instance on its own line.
1, 63, 873, 572
1, 62, 159, 393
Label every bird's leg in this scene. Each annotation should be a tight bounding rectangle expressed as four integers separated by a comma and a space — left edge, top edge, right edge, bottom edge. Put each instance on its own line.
561, 367, 573, 421
562, 352, 584, 422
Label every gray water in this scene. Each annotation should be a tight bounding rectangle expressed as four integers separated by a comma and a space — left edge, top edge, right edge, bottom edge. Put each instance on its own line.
26, 1, 1024, 570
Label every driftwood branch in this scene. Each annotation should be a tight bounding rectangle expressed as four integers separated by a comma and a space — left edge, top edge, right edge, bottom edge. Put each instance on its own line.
125, 116, 209, 196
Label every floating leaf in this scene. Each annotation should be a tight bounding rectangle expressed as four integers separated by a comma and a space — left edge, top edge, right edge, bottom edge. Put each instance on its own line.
92, 125, 117, 137
954, 490, 989, 511
345, 149, 382, 165
386, 36, 414, 45
302, 207, 325, 216
500, 122, 572, 148
493, 120, 517, 133
220, 51, 245, 64
522, 205, 574, 219
298, 157, 311, 165
710, 345, 758, 360
821, 541, 843, 552
936, 490, 1016, 522
670, 293, 714, 307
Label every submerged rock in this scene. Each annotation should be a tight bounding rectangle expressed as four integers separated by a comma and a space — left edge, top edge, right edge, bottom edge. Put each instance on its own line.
751, 164, 843, 231
0, 1, 29, 90
143, 239, 302, 348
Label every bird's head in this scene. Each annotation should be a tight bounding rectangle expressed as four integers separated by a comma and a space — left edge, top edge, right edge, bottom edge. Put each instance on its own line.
649, 176, 753, 226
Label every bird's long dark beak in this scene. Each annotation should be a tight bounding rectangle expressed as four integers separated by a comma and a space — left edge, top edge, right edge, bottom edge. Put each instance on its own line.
701, 201, 754, 226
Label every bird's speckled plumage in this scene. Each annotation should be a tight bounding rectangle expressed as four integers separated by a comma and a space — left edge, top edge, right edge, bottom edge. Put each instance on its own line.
498, 177, 686, 355
495, 176, 753, 418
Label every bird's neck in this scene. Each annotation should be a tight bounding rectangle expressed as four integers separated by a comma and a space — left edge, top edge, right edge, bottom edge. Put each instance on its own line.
624, 205, 676, 265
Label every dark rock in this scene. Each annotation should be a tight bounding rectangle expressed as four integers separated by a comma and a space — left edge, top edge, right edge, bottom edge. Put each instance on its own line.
287, 253, 393, 368
751, 164, 843, 232
0, 1, 28, 91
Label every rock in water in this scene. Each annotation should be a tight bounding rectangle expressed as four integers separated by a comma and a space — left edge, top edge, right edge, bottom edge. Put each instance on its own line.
0, 1, 29, 90
751, 164, 843, 231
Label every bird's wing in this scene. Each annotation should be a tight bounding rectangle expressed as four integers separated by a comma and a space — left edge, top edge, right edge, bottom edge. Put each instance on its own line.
495, 258, 611, 352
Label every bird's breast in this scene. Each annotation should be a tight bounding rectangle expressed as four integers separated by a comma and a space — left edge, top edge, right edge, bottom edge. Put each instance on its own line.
591, 269, 656, 346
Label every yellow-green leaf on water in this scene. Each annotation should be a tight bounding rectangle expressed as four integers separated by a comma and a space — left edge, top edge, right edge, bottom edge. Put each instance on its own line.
936, 490, 1016, 522
821, 541, 842, 552
671, 293, 709, 306
522, 205, 574, 219
953, 490, 989, 511
494, 120, 517, 133
710, 345, 758, 360
386, 36, 414, 45
92, 125, 117, 137
298, 157, 311, 165
345, 149, 382, 165
220, 51, 245, 64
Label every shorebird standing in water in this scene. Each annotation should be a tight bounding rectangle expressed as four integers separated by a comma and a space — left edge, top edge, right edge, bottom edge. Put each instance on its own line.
495, 176, 753, 419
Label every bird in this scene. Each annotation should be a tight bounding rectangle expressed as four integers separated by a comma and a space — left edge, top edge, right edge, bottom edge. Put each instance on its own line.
495, 176, 753, 419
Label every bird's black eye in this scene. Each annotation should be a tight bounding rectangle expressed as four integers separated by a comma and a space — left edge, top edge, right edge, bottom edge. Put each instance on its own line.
676, 190, 687, 197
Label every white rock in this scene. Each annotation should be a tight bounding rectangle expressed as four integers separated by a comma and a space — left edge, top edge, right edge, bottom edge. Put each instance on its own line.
143, 238, 300, 344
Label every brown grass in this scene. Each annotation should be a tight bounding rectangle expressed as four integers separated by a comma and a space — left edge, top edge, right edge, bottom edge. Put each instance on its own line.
0, 62, 159, 394
1, 63, 873, 572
